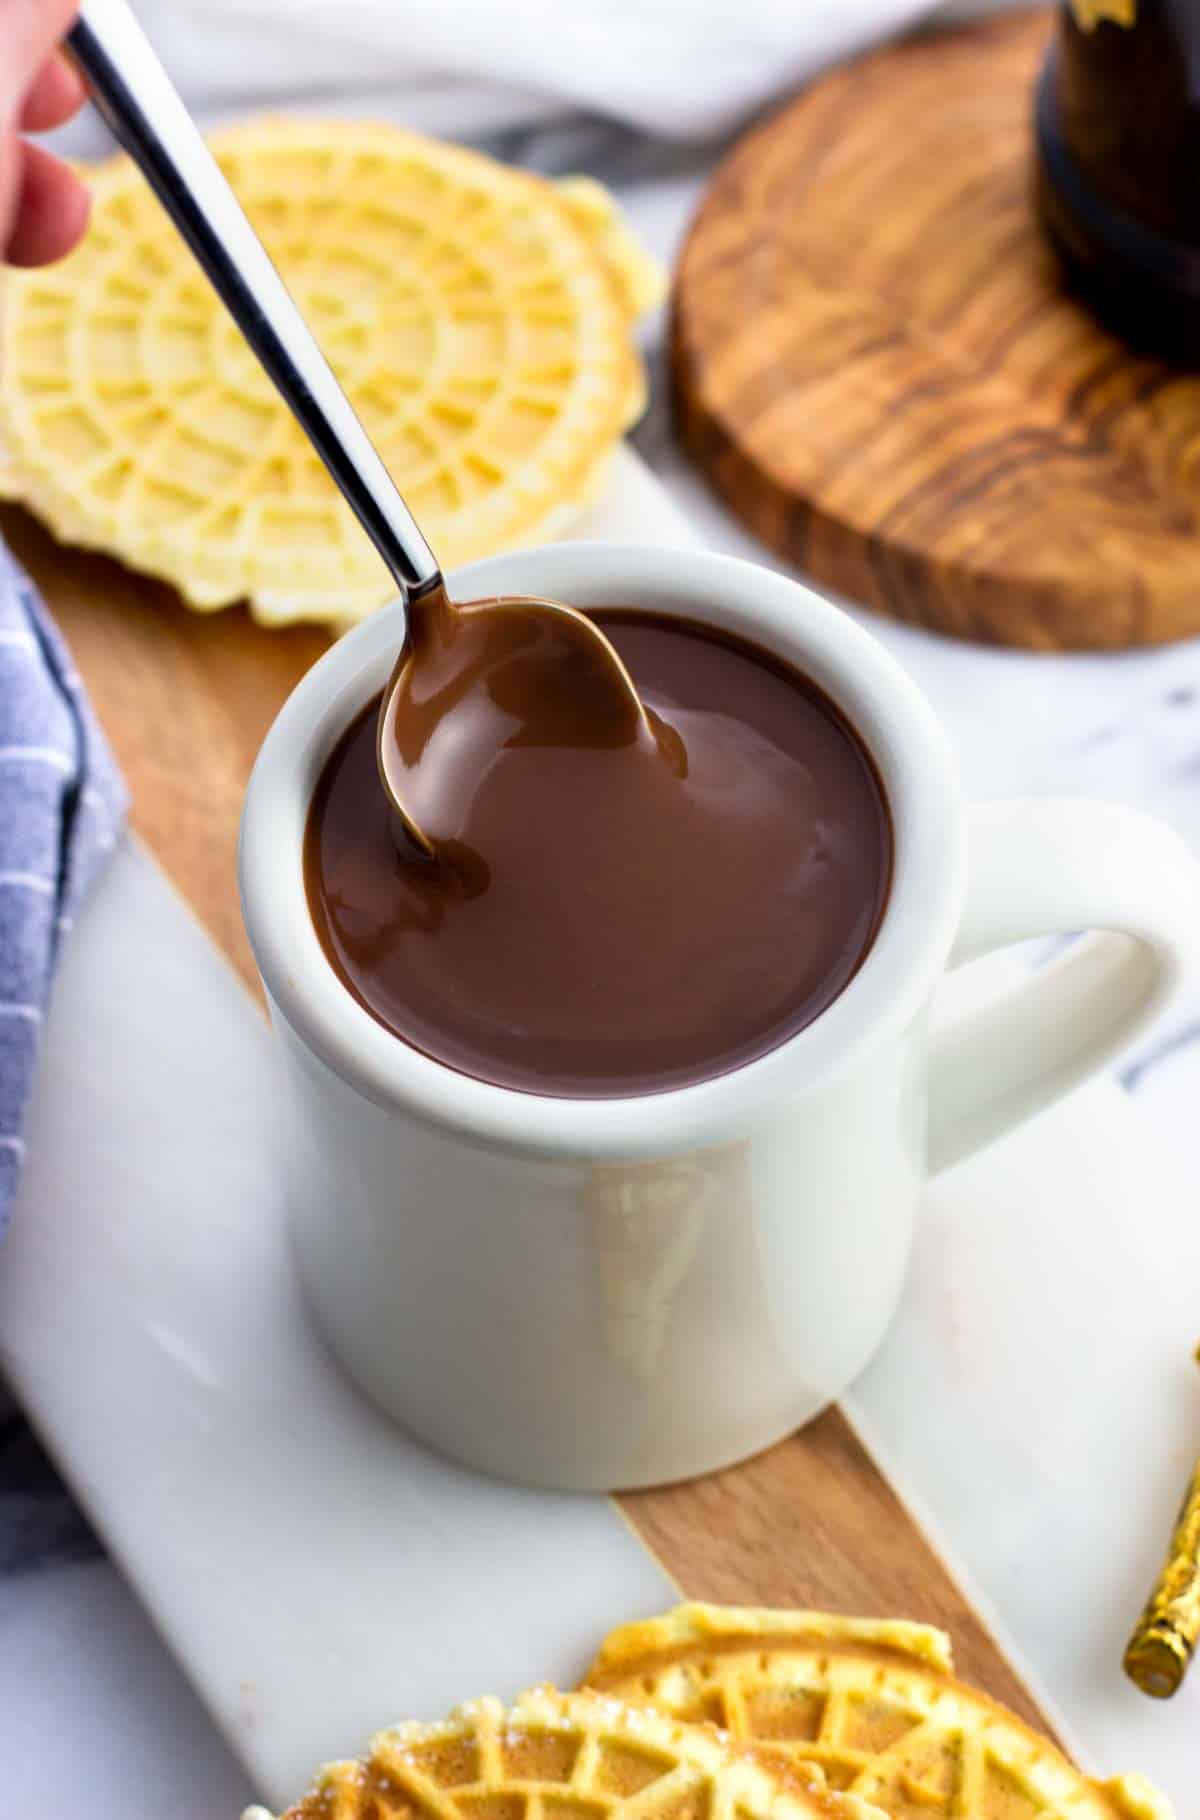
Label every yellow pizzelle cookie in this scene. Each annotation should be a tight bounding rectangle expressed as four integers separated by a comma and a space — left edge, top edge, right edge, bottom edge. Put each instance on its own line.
0, 119, 663, 628
582, 1605, 1174, 1820
247, 1685, 888, 1820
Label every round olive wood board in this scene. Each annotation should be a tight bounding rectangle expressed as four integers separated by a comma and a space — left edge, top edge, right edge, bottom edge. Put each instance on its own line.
673, 8, 1200, 651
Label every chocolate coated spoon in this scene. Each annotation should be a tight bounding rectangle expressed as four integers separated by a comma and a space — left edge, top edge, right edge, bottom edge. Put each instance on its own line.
67, 0, 649, 857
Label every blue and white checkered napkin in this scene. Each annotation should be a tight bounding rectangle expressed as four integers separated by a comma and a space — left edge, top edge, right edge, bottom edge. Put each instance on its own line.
0, 541, 127, 1235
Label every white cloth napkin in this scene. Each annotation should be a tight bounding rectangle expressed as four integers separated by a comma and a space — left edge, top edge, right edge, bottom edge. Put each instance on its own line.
117, 0, 1014, 141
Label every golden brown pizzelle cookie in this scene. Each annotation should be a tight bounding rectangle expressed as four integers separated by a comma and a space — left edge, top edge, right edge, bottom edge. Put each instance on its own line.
581, 1604, 1174, 1820
0, 120, 663, 629
247, 1685, 888, 1820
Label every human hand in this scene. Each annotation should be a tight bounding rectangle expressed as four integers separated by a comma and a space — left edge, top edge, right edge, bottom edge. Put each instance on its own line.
2, 0, 90, 266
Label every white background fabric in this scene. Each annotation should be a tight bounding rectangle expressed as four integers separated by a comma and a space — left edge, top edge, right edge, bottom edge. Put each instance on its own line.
87, 1, 1014, 141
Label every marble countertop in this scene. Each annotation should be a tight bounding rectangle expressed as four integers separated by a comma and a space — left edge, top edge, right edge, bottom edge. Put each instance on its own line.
3, 108, 1199, 1817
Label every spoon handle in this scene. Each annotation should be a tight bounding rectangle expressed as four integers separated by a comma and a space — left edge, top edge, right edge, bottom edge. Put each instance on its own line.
67, 0, 444, 605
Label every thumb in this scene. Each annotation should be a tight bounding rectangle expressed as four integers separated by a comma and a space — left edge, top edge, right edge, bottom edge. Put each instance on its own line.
0, 0, 82, 120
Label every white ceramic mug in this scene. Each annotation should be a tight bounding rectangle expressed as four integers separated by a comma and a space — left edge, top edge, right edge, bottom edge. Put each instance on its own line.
240, 543, 1200, 1491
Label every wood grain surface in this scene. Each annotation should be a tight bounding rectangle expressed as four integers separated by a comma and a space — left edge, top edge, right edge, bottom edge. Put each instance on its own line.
1, 503, 1054, 1741
623, 1407, 1053, 1731
673, 7, 1200, 651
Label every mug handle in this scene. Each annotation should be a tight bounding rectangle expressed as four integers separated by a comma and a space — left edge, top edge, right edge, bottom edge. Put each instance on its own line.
928, 800, 1200, 1175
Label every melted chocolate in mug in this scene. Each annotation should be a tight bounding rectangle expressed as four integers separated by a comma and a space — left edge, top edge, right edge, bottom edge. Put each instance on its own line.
305, 610, 892, 1098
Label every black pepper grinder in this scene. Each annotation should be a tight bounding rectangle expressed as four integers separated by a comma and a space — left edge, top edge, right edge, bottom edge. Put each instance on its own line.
1036, 0, 1200, 357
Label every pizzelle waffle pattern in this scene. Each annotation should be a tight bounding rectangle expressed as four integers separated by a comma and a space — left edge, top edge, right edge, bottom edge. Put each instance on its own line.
582, 1605, 1174, 1820
0, 120, 661, 628
258, 1687, 886, 1820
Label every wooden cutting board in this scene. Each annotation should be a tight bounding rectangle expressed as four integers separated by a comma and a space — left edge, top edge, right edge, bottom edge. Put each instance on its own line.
673, 7, 1200, 651
0, 501, 1055, 1739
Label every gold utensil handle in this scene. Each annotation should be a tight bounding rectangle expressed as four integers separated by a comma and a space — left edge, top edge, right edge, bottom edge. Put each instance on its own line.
1124, 1456, 1200, 1697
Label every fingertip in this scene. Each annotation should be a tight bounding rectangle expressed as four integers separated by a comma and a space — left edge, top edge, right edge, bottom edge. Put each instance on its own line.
4, 142, 90, 267
20, 53, 88, 133
0, 0, 84, 119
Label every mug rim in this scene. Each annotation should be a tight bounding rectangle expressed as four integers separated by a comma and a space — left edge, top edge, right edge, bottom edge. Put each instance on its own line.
239, 541, 966, 1158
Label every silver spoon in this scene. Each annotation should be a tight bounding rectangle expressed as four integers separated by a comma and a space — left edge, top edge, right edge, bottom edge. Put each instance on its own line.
67, 0, 649, 857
